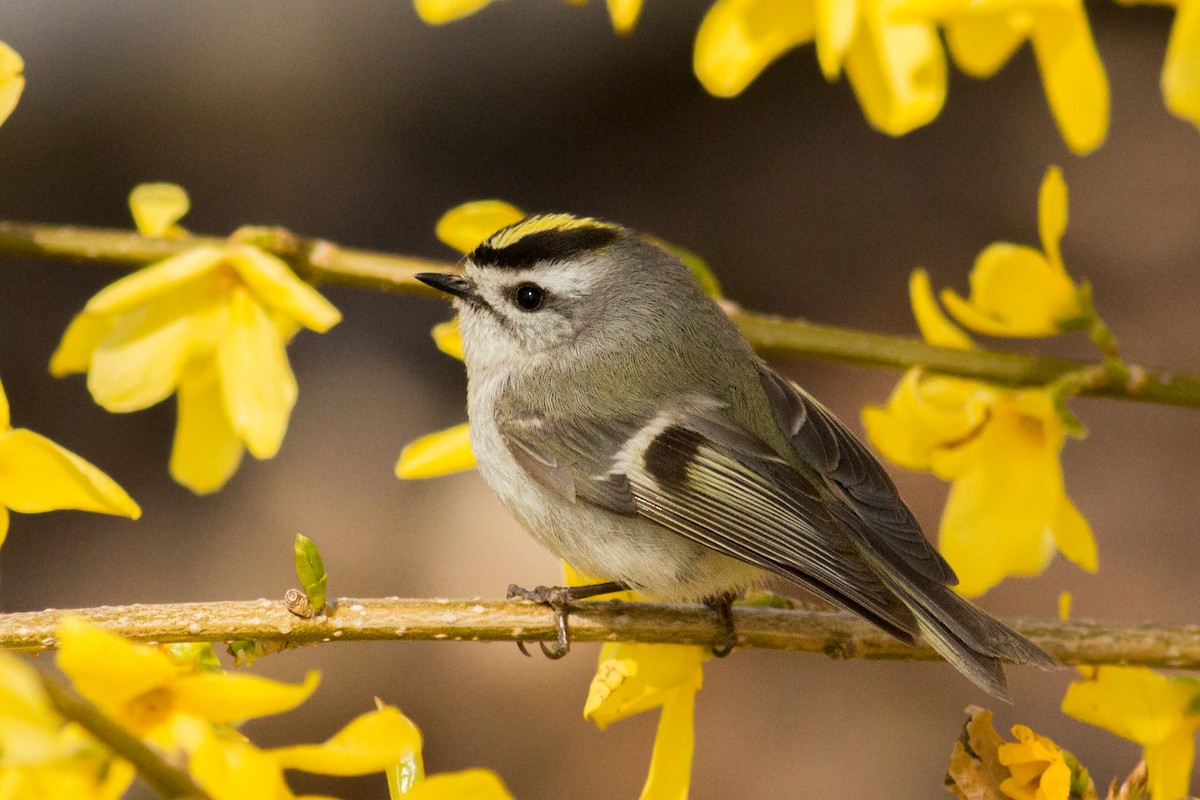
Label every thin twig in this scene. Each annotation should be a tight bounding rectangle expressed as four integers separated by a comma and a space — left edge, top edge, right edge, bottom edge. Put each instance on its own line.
0, 220, 1195, 408
4, 598, 1198, 669
38, 674, 211, 799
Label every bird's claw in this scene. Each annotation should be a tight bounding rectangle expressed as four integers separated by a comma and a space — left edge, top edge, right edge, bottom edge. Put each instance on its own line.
508, 583, 574, 659
706, 592, 739, 658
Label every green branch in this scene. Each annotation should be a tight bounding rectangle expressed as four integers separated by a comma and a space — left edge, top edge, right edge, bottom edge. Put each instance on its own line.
4, 598, 1200, 669
2, 220, 1197, 408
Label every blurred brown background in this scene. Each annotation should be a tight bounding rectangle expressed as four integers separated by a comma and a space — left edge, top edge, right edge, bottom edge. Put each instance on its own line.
0, 3, 1197, 798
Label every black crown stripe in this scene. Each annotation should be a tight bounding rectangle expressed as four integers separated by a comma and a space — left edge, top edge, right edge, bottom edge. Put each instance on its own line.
472, 226, 621, 270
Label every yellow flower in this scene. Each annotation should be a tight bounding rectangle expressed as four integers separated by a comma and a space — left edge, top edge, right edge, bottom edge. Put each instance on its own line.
692, 0, 1107, 152
55, 616, 320, 744
939, 167, 1086, 337
862, 270, 1096, 596
0, 375, 140, 549
0, 42, 25, 129
396, 422, 476, 479
1062, 666, 1200, 800
997, 724, 1072, 800
187, 705, 423, 800
1118, 0, 1200, 131
0, 651, 136, 800
694, 0, 947, 136
930, 0, 1108, 154
50, 184, 341, 494
567, 566, 707, 800
414, 0, 643, 34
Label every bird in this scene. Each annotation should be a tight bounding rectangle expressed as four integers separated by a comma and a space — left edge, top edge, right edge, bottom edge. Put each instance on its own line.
415, 212, 1056, 699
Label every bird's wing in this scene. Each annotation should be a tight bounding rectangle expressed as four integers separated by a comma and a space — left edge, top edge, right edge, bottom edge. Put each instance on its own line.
497, 399, 918, 641
756, 365, 959, 586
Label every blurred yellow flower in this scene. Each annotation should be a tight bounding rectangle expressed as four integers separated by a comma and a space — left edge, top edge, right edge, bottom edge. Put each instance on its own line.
862, 270, 1096, 597
1120, 0, 1200, 131
0, 375, 140, 549
55, 616, 320, 744
0, 42, 25, 129
0, 651, 136, 800
997, 724, 1071, 800
939, 167, 1086, 338
695, 0, 947, 135
50, 184, 341, 494
396, 422, 476, 479
1062, 666, 1200, 800
405, 769, 518, 799
414, 0, 642, 34
187, 705, 423, 800
692, 0, 1107, 151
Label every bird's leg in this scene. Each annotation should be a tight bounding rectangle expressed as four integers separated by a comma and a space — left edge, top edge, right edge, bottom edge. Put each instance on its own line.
507, 581, 627, 659
704, 592, 739, 657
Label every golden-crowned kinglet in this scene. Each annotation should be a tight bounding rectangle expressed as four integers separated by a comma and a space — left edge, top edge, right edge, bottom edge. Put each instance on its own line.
416, 214, 1054, 699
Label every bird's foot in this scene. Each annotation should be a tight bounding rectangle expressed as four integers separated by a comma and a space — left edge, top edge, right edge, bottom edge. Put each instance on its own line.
507, 581, 626, 660
704, 592, 739, 657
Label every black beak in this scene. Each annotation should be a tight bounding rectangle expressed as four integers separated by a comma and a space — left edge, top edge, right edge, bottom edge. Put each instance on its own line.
415, 272, 478, 302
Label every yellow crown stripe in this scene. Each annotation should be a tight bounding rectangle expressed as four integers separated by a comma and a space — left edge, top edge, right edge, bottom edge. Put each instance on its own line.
486, 214, 619, 250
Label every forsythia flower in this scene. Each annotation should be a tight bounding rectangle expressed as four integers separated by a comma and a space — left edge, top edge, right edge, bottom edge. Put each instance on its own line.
939, 167, 1086, 338
1120, 0, 1200, 131
693, 0, 1108, 152
0, 651, 136, 800
0, 41, 25, 129
50, 184, 342, 494
862, 270, 1096, 597
570, 566, 707, 800
1062, 666, 1200, 800
414, 0, 643, 34
55, 616, 321, 745
0, 374, 140, 549
997, 724, 1072, 800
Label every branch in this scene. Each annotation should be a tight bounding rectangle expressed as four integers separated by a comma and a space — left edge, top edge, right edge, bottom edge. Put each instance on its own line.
3, 598, 1198, 669
2, 220, 1196, 408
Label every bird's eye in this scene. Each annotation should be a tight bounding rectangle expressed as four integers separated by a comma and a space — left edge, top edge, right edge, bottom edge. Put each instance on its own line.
514, 284, 545, 311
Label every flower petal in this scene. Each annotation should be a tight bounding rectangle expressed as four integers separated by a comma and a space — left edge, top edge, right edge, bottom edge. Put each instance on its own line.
606, 0, 643, 34
85, 247, 225, 316
939, 243, 1080, 337
435, 201, 526, 254
639, 687, 696, 800
861, 370, 986, 471
584, 643, 707, 729
431, 318, 464, 360
170, 362, 245, 494
1062, 666, 1200, 757
227, 245, 341, 332
814, 0, 858, 77
406, 769, 517, 800
413, 0, 494, 25
1163, 0, 1200, 129
0, 505, 8, 548
693, 0, 815, 98
1144, 729, 1196, 800
1038, 165, 1068, 268
933, 401, 1063, 597
189, 736, 292, 800
396, 423, 476, 479
50, 311, 115, 378
216, 288, 298, 459
909, 269, 972, 348
0, 651, 65, 765
0, 374, 8, 429
1029, 6, 1109, 155
843, 7, 946, 136
173, 670, 320, 725
943, 15, 1027, 77
56, 616, 178, 709
269, 706, 422, 776
0, 41, 25, 127
1050, 491, 1097, 572
0, 428, 140, 518
129, 183, 190, 238
88, 282, 228, 413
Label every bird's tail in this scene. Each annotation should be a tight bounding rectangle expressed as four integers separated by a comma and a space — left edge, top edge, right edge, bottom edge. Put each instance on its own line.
851, 537, 1058, 701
